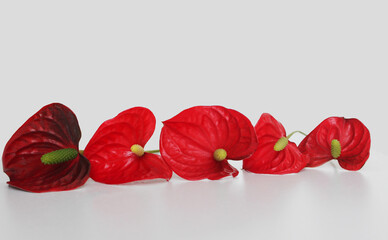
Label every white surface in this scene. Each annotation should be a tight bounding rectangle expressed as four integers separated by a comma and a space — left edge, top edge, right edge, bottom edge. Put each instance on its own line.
1, 150, 387, 240
1, 1, 388, 239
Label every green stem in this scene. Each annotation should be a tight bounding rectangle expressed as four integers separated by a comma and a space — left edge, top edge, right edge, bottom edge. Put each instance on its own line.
146, 149, 160, 154
286, 131, 307, 139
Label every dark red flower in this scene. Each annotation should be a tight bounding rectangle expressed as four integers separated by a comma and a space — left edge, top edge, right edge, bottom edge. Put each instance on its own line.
298, 117, 371, 170
243, 113, 308, 174
83, 107, 172, 184
160, 106, 258, 180
2, 103, 90, 193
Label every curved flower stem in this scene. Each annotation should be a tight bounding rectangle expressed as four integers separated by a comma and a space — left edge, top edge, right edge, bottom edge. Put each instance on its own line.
286, 131, 307, 139
145, 149, 160, 154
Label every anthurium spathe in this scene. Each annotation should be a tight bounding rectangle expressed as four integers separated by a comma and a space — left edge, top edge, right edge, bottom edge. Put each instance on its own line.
298, 117, 371, 170
159, 106, 258, 180
2, 103, 90, 193
243, 113, 308, 174
83, 107, 172, 184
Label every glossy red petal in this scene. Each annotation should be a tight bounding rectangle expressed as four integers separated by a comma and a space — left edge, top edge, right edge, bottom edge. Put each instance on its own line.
159, 106, 257, 180
243, 113, 308, 174
298, 117, 371, 170
254, 113, 286, 142
226, 109, 260, 159
243, 141, 308, 174
335, 119, 371, 170
2, 103, 90, 193
84, 107, 172, 183
87, 152, 172, 184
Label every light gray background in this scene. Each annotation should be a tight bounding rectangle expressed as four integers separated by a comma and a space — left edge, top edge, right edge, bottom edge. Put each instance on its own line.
0, 1, 387, 240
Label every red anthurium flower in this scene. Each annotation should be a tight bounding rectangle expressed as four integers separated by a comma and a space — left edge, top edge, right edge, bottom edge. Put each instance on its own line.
243, 113, 308, 174
160, 106, 258, 180
2, 103, 90, 193
298, 117, 371, 170
83, 107, 172, 184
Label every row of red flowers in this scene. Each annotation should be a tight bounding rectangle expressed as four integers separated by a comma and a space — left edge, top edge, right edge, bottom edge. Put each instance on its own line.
2, 103, 371, 193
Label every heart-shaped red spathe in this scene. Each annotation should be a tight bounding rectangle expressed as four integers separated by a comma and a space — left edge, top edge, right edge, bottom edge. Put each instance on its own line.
159, 106, 258, 180
2, 103, 90, 193
83, 107, 172, 184
243, 113, 308, 174
298, 117, 371, 170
